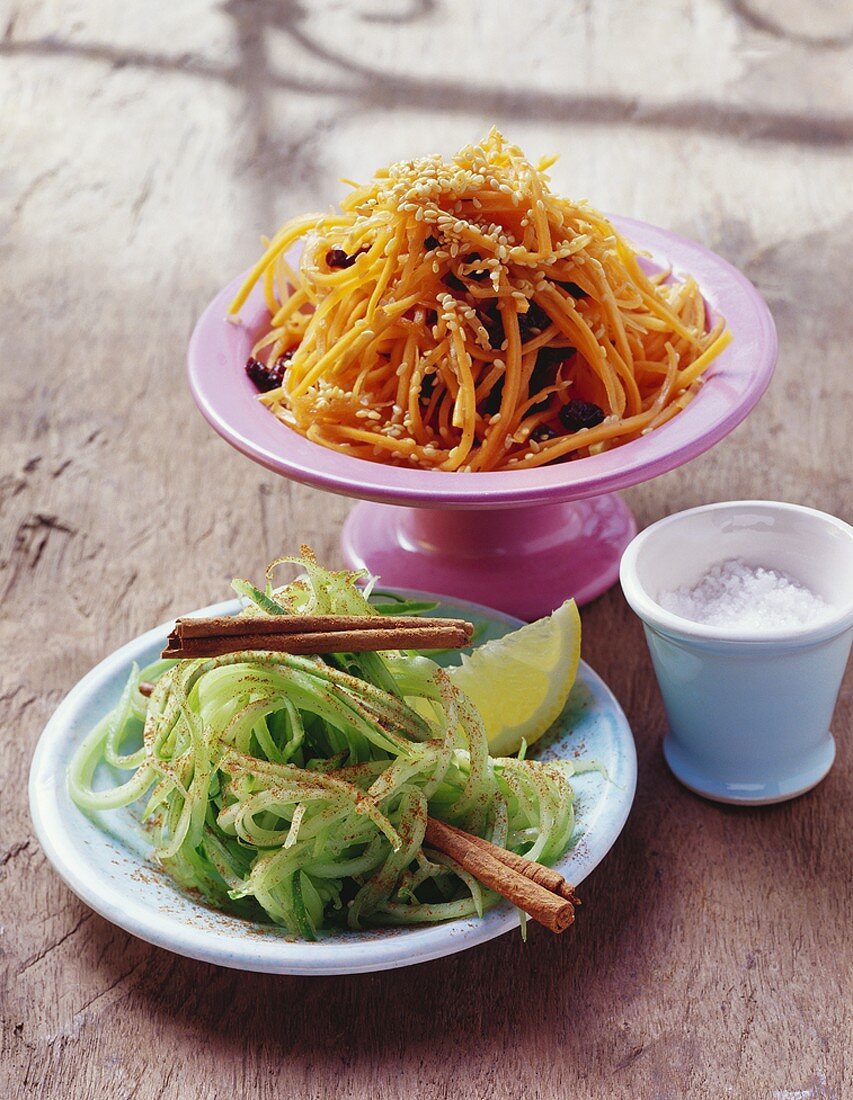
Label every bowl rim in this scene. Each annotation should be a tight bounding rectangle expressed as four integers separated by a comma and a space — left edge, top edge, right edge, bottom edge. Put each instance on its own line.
188, 215, 777, 507
619, 499, 853, 646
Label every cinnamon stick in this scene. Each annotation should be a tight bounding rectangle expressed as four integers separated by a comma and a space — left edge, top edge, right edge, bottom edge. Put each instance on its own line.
174, 614, 466, 638
424, 817, 577, 934
162, 615, 474, 659
433, 818, 579, 904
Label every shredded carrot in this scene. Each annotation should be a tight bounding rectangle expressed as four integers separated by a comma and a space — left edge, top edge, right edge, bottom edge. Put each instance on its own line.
231, 129, 729, 472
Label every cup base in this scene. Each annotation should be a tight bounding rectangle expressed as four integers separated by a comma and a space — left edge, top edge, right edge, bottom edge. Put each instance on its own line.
662, 733, 837, 805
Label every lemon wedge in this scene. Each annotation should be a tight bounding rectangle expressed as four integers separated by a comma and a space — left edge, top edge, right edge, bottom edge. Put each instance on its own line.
448, 600, 582, 757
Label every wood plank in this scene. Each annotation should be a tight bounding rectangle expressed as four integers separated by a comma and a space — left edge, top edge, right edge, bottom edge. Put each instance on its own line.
1, 1, 850, 1096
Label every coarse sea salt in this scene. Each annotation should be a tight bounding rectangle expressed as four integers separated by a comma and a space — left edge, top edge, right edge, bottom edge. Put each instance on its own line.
658, 558, 829, 631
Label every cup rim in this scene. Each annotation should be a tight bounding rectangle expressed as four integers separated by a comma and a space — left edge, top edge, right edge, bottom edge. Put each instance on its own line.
619, 500, 853, 646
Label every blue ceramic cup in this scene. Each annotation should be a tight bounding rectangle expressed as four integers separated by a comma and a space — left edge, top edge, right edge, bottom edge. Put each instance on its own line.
620, 501, 853, 804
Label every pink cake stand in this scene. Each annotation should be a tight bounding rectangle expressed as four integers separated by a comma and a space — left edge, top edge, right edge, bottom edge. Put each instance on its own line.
188, 217, 776, 620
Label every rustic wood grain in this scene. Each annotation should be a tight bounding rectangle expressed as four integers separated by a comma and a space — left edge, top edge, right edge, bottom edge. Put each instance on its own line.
1, 2, 851, 1097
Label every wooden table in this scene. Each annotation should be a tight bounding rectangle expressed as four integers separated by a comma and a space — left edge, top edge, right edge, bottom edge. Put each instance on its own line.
2, 3, 851, 1096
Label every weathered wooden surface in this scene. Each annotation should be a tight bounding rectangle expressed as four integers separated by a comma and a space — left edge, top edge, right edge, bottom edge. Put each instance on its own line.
1, 2, 851, 1097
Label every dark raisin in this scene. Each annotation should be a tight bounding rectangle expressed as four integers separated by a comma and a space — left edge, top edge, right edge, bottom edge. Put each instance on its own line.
465, 252, 488, 280
424, 235, 439, 251
246, 357, 274, 391
477, 303, 504, 348
536, 345, 576, 370
558, 281, 587, 298
527, 347, 575, 411
325, 248, 362, 269
419, 373, 435, 403
527, 350, 564, 412
245, 352, 292, 392
518, 300, 551, 339
531, 424, 557, 443
559, 399, 606, 433
273, 351, 293, 371
442, 272, 467, 294
482, 377, 504, 416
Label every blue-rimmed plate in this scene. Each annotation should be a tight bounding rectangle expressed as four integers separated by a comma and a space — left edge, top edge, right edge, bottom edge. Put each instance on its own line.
29, 591, 636, 975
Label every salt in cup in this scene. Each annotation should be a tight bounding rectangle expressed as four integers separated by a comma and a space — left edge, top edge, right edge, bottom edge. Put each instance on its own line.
619, 501, 853, 804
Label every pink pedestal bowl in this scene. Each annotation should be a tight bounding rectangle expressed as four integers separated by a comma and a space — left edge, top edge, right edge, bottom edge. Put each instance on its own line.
188, 217, 777, 620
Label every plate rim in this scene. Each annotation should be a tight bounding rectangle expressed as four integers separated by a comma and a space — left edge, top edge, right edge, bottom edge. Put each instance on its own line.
29, 590, 637, 975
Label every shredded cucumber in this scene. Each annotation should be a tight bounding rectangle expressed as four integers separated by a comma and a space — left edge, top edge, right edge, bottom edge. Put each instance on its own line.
68, 554, 578, 937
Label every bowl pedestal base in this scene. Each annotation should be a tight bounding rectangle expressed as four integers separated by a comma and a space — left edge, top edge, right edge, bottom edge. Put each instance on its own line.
342, 494, 637, 620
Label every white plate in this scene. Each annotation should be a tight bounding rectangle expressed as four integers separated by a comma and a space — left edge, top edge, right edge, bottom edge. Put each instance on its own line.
29, 592, 636, 975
